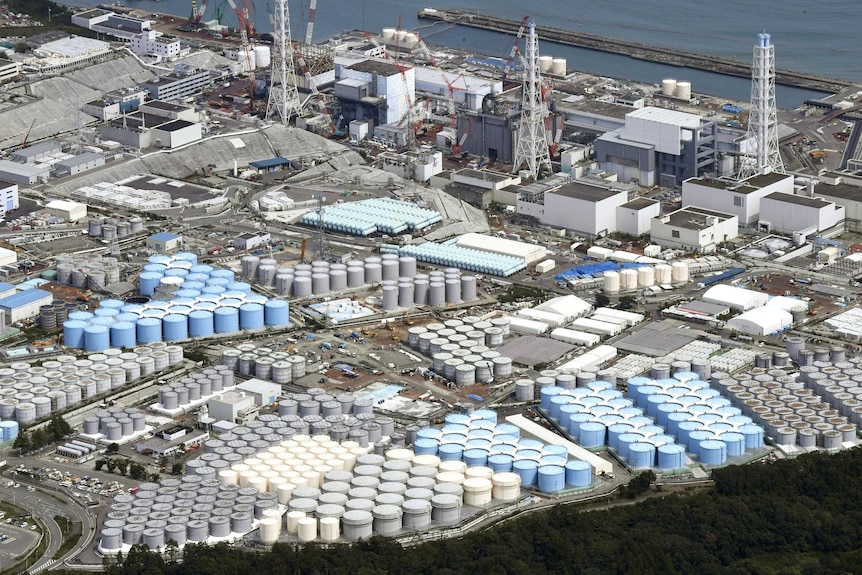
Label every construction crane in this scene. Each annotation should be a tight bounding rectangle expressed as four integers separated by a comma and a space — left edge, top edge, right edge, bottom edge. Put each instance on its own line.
223, 0, 255, 110
442, 73, 466, 154
305, 0, 317, 45
412, 31, 438, 68
390, 15, 419, 150
502, 16, 530, 79
190, 0, 210, 25
292, 43, 334, 134
453, 123, 471, 157
21, 118, 36, 148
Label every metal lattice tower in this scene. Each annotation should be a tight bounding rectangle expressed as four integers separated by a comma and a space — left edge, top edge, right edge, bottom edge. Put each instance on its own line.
266, 0, 302, 124
738, 32, 783, 179
512, 22, 551, 180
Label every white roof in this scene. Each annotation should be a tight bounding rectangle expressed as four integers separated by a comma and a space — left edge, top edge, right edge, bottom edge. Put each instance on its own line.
535, 295, 592, 321
516, 308, 567, 327
456, 233, 547, 263
727, 307, 792, 336
765, 295, 808, 312
626, 106, 702, 128
702, 284, 768, 311
506, 316, 549, 335
46, 199, 86, 211
415, 66, 497, 94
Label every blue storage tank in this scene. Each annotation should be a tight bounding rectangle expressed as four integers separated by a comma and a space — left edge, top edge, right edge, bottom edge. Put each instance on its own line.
168, 305, 193, 315
440, 433, 466, 445
417, 428, 442, 440
226, 281, 252, 295
162, 314, 188, 341
206, 277, 231, 287
656, 403, 680, 426
115, 313, 139, 323
188, 310, 214, 337
90, 316, 115, 328
687, 430, 712, 455
445, 414, 469, 426
493, 424, 519, 437
438, 444, 463, 461
557, 405, 581, 429
698, 440, 727, 466
493, 434, 518, 447
443, 423, 469, 434
203, 286, 226, 296
110, 321, 137, 348
121, 303, 144, 314
143, 263, 168, 274
465, 439, 492, 451
578, 422, 606, 448
0, 420, 19, 441
739, 425, 764, 449
568, 413, 592, 439
221, 298, 244, 308
136, 317, 163, 343
627, 442, 656, 469
549, 395, 570, 419
413, 438, 438, 455
487, 454, 513, 472
467, 428, 494, 440
616, 433, 643, 460
139, 272, 163, 296
264, 300, 290, 326
540, 386, 562, 410
63, 320, 88, 348
209, 269, 235, 282
175, 289, 201, 300
463, 449, 488, 467
84, 325, 110, 352
512, 459, 538, 486
163, 268, 188, 279
607, 423, 635, 449
183, 278, 207, 288
213, 307, 239, 333
100, 299, 125, 310
148, 254, 171, 265
68, 311, 94, 322
564, 460, 592, 487
657, 444, 687, 470
173, 251, 198, 265
239, 303, 265, 330
537, 465, 565, 493
514, 449, 541, 462
675, 420, 701, 445
190, 264, 214, 275
472, 409, 497, 423
719, 432, 746, 457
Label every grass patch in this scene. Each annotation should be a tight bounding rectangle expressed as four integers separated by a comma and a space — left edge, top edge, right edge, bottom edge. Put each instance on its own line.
52, 515, 83, 561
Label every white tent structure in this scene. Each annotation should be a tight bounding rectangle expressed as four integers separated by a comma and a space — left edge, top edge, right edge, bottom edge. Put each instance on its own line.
702, 284, 768, 311
765, 295, 808, 314
727, 307, 792, 335
534, 295, 593, 323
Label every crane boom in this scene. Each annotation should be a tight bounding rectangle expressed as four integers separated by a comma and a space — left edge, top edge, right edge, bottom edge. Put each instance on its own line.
305, 0, 317, 45
502, 16, 529, 79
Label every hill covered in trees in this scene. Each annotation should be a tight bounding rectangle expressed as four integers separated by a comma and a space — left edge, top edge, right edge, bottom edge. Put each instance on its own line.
89, 448, 862, 575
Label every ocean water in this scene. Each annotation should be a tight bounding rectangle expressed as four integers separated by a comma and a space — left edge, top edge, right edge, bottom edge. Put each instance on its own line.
63, 0, 862, 106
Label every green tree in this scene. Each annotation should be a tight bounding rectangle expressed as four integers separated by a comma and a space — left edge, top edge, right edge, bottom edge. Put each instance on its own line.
13, 430, 31, 454
116, 459, 129, 475
171, 462, 183, 475
13, 42, 28, 53
149, 473, 160, 482
106, 459, 117, 473
106, 442, 119, 455
94, 459, 105, 471
128, 463, 146, 480
595, 292, 611, 308
31, 427, 47, 449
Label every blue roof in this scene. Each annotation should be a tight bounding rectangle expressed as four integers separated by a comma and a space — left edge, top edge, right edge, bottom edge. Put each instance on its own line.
148, 232, 181, 241
0, 282, 15, 293
249, 157, 290, 169
0, 288, 52, 309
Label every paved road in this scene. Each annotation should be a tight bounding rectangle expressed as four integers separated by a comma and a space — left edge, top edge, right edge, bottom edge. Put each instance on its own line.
0, 481, 95, 573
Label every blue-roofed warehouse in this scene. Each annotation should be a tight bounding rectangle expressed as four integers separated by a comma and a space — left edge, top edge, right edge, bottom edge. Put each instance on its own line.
249, 157, 291, 173
0, 288, 52, 322
0, 282, 16, 299
145, 232, 183, 253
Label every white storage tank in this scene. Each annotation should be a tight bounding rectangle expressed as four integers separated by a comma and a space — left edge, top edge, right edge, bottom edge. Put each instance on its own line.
637, 266, 655, 287
603, 271, 620, 293
552, 58, 567, 75
675, 81, 691, 100
671, 261, 689, 283
661, 78, 677, 96
538, 55, 553, 73
253, 45, 271, 68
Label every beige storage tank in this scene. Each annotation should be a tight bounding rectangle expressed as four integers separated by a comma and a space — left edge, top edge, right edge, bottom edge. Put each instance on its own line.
462, 477, 493, 506
382, 28, 396, 40
259, 517, 280, 543
671, 261, 690, 283
620, 269, 638, 290
552, 58, 567, 76
603, 271, 620, 293
538, 55, 553, 73
661, 78, 677, 96
491, 472, 521, 501
297, 517, 317, 542
637, 266, 655, 287
253, 45, 271, 68
655, 263, 672, 285
675, 81, 691, 100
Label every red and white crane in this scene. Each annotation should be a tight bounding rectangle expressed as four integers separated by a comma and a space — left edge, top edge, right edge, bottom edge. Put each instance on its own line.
305, 0, 317, 45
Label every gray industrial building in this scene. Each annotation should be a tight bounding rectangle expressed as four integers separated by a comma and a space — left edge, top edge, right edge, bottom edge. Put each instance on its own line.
457, 107, 518, 165
52, 152, 105, 177
137, 65, 212, 101
10, 140, 61, 164
0, 159, 50, 184
595, 107, 717, 187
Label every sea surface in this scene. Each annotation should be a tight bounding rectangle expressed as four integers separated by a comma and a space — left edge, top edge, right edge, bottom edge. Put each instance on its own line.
61, 0, 862, 107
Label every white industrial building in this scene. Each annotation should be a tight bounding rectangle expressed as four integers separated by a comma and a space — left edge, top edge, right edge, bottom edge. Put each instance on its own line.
0, 183, 19, 214
540, 181, 630, 238
130, 30, 182, 58
139, 100, 198, 122
0, 248, 17, 266
235, 379, 280, 406
45, 200, 87, 222
28, 36, 113, 72
430, 168, 522, 207
233, 232, 271, 251
455, 233, 546, 264
335, 58, 415, 126
650, 206, 738, 252
727, 307, 792, 336
594, 106, 717, 187
758, 192, 845, 235
0, 288, 53, 322
0, 57, 21, 84
146, 232, 183, 253
682, 172, 794, 226
207, 391, 256, 424
414, 67, 502, 110
616, 197, 661, 237
702, 284, 768, 311
137, 66, 211, 101
813, 181, 862, 224
533, 295, 593, 323
150, 120, 202, 149
765, 295, 808, 316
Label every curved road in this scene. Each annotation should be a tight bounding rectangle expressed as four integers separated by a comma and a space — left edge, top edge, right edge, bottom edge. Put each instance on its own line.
0, 480, 95, 573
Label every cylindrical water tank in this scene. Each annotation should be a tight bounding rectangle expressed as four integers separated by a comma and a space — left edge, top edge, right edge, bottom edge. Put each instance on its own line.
603, 271, 620, 293
675, 81, 691, 100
